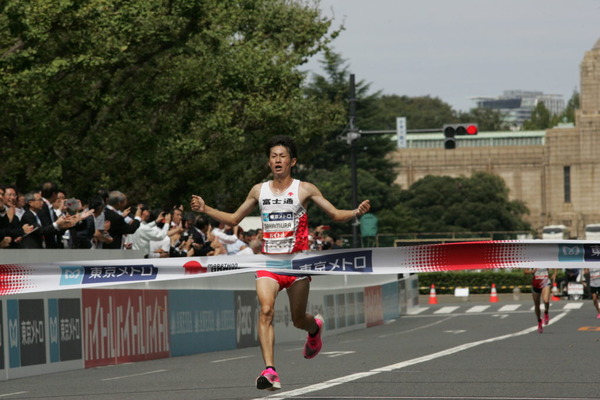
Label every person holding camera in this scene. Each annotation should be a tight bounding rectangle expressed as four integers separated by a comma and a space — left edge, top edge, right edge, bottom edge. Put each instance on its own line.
103, 190, 143, 249
130, 208, 170, 257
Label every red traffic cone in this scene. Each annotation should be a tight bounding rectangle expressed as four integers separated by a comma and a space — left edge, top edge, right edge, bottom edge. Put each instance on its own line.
428, 284, 438, 304
489, 283, 499, 303
551, 282, 561, 301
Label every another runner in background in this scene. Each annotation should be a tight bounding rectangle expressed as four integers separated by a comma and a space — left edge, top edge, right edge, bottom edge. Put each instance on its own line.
524, 268, 557, 333
191, 135, 370, 391
584, 268, 600, 318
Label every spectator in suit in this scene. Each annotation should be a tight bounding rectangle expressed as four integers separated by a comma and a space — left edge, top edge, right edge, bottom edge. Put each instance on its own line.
0, 187, 34, 247
2, 185, 19, 223
39, 181, 65, 248
19, 191, 72, 249
103, 190, 143, 249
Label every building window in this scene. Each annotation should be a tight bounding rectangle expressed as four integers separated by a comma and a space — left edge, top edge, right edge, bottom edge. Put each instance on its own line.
564, 166, 571, 203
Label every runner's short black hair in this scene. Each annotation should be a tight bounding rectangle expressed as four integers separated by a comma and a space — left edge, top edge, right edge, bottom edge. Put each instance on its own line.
265, 135, 297, 159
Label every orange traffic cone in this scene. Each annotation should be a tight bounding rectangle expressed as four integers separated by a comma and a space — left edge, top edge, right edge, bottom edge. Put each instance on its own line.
428, 284, 438, 304
551, 282, 561, 301
489, 283, 499, 303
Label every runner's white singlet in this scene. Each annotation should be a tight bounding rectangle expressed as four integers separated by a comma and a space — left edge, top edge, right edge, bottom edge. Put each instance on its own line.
590, 270, 600, 287
532, 268, 550, 289
258, 179, 309, 254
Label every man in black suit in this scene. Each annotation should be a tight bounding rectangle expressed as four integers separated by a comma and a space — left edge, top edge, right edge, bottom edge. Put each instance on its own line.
38, 181, 65, 248
103, 190, 143, 249
19, 191, 72, 249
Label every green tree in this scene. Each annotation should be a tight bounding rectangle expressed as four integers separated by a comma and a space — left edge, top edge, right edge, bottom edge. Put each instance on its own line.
458, 107, 509, 131
369, 94, 455, 131
0, 0, 339, 209
522, 102, 554, 130
561, 90, 579, 123
380, 172, 531, 234
300, 51, 403, 230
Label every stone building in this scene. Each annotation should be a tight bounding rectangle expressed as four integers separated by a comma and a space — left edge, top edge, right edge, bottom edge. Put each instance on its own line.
391, 38, 600, 239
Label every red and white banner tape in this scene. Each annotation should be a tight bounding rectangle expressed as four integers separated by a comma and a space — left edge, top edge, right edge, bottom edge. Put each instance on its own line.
1, 240, 599, 295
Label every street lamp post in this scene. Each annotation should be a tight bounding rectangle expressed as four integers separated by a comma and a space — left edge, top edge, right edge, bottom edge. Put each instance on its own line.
345, 74, 361, 248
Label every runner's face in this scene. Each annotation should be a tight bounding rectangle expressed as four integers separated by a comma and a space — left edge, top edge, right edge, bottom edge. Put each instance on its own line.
268, 145, 296, 177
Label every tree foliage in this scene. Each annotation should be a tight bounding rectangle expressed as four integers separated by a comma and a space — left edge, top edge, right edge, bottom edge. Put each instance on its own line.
0, 0, 339, 209
299, 51, 402, 230
379, 172, 531, 234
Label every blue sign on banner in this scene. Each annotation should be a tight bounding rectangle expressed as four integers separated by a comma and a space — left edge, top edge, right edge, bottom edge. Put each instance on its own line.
558, 244, 584, 262
584, 244, 600, 261
60, 265, 158, 286
292, 250, 373, 273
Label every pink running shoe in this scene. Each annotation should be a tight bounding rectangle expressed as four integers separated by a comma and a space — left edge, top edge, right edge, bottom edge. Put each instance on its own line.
256, 368, 281, 391
543, 313, 550, 325
303, 314, 324, 359
537, 321, 543, 334
596, 313, 600, 319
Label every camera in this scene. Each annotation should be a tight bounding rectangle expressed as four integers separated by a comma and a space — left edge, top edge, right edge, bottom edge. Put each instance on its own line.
64, 198, 79, 215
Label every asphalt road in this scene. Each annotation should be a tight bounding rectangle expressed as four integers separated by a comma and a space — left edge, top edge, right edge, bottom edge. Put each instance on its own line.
1, 297, 599, 400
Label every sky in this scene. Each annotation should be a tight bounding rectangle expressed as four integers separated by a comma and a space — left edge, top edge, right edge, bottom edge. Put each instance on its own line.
303, 0, 600, 112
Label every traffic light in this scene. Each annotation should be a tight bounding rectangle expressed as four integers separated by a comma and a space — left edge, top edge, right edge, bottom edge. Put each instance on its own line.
443, 123, 478, 149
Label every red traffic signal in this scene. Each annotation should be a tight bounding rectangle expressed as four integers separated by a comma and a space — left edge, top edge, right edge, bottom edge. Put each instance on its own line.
443, 123, 478, 136
443, 123, 478, 149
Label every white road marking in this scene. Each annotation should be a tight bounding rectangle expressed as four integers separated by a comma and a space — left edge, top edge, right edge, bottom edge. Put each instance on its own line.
444, 330, 466, 334
563, 302, 584, 309
254, 312, 569, 400
466, 305, 490, 313
434, 306, 460, 314
0, 392, 28, 398
320, 351, 356, 358
101, 369, 167, 381
498, 304, 520, 312
407, 307, 429, 315
211, 355, 254, 363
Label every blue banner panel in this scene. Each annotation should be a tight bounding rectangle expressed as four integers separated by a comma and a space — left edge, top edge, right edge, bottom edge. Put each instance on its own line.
7, 300, 19, 368
55, 299, 82, 362
168, 290, 236, 357
234, 291, 259, 349
18, 299, 46, 367
0, 300, 3, 370
382, 281, 400, 320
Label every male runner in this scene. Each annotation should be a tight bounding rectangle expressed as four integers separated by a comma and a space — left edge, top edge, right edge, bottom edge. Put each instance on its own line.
584, 268, 600, 318
191, 135, 370, 391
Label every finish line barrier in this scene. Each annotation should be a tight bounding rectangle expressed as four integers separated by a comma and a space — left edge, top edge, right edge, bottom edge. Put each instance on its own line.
0, 240, 598, 380
2, 240, 599, 295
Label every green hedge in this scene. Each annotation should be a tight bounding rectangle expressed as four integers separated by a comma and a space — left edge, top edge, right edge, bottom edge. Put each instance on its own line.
417, 270, 565, 294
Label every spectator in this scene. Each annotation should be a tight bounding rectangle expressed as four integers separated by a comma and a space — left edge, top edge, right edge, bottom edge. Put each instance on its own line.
103, 190, 142, 249
212, 223, 247, 255
2, 185, 19, 223
189, 214, 224, 256
167, 206, 185, 245
15, 191, 26, 220
131, 208, 171, 258
39, 181, 67, 248
0, 190, 33, 247
237, 238, 262, 255
331, 234, 343, 249
87, 196, 112, 249
150, 210, 174, 258
70, 196, 104, 249
19, 191, 72, 249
